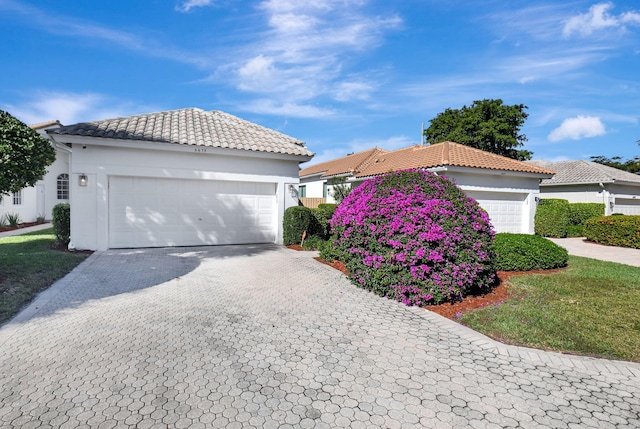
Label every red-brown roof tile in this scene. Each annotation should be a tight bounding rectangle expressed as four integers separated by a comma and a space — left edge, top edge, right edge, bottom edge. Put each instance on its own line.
299, 147, 387, 178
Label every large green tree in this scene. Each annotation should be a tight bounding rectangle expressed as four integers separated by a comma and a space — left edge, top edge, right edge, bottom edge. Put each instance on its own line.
0, 110, 56, 196
424, 99, 533, 160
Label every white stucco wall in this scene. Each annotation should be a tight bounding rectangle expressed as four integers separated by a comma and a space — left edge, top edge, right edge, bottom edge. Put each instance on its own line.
68, 140, 305, 250
540, 183, 640, 215
0, 145, 69, 223
0, 187, 37, 223
300, 168, 544, 234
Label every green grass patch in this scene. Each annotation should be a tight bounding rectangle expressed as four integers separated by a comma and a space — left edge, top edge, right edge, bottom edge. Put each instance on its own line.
459, 256, 640, 362
0, 228, 90, 325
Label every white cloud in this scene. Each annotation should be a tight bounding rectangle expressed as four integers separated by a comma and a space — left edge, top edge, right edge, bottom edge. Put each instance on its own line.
176, 0, 215, 13
563, 2, 640, 37
3, 92, 156, 125
241, 99, 336, 118
229, 0, 401, 109
334, 81, 375, 102
548, 115, 606, 142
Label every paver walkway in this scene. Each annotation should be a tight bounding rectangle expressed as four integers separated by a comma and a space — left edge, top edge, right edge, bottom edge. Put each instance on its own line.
1, 245, 639, 428
549, 237, 640, 267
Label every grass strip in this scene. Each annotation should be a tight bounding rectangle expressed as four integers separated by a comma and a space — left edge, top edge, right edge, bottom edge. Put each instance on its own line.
0, 228, 90, 324
459, 255, 640, 362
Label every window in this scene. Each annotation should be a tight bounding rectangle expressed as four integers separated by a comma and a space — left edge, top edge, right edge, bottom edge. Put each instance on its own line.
13, 190, 22, 205
298, 185, 306, 198
323, 182, 328, 198
57, 173, 69, 200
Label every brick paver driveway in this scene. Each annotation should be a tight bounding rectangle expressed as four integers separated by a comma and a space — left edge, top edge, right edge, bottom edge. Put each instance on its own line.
1, 245, 639, 428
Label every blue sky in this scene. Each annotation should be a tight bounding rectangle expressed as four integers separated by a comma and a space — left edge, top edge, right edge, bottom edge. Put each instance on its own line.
1, 0, 639, 166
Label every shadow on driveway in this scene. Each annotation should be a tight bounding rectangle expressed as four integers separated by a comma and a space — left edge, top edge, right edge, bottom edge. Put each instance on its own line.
1, 244, 276, 330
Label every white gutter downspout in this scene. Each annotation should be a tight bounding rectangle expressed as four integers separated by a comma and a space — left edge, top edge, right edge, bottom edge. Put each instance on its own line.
599, 182, 612, 216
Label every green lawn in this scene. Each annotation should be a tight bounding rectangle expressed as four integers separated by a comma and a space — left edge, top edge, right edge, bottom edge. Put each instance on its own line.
0, 228, 90, 325
459, 255, 640, 362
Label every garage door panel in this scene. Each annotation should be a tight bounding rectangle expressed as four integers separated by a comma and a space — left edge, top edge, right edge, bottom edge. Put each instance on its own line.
465, 191, 526, 234
614, 198, 640, 215
109, 177, 276, 248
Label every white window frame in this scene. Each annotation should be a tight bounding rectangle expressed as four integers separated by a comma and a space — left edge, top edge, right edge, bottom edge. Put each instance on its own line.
13, 190, 22, 205
57, 173, 70, 200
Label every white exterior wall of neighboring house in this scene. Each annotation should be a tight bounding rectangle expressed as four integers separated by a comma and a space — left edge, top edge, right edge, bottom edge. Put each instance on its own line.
540, 183, 640, 215
68, 138, 302, 251
302, 168, 543, 234
300, 176, 333, 202
0, 124, 69, 223
0, 187, 37, 223
440, 169, 541, 235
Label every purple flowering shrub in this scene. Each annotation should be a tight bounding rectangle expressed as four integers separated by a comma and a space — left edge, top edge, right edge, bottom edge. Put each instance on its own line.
330, 170, 497, 305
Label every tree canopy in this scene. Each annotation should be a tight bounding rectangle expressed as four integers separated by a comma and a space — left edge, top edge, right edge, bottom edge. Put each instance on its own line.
0, 110, 56, 196
591, 141, 640, 174
424, 99, 533, 161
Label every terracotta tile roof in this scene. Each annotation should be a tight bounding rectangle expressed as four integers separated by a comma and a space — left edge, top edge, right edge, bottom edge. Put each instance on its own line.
529, 160, 640, 185
299, 148, 387, 178
29, 120, 62, 130
48, 108, 313, 157
355, 142, 555, 178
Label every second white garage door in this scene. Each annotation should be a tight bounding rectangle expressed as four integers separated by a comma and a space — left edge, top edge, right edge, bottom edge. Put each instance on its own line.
109, 176, 276, 248
614, 197, 640, 215
465, 191, 526, 233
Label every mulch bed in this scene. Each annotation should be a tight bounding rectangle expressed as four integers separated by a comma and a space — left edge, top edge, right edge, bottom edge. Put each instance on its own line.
0, 222, 44, 233
287, 245, 565, 320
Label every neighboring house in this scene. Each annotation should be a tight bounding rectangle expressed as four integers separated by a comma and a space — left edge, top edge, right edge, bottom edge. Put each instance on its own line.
529, 160, 640, 215
47, 108, 313, 251
299, 142, 555, 234
0, 120, 70, 223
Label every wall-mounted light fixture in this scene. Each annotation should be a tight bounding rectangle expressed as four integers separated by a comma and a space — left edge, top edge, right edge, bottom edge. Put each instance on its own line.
79, 174, 88, 187
288, 184, 297, 197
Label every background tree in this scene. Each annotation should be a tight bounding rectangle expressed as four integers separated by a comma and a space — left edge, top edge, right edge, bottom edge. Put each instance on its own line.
591, 141, 640, 174
424, 99, 533, 161
0, 110, 56, 196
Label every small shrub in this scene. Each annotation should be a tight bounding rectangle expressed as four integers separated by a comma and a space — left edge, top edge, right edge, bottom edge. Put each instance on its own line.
0, 214, 7, 228
283, 206, 321, 245
535, 199, 570, 238
494, 233, 568, 271
52, 203, 71, 246
331, 169, 496, 306
568, 203, 604, 226
584, 215, 640, 249
319, 235, 344, 262
36, 214, 46, 224
312, 203, 337, 239
5, 212, 20, 227
301, 235, 326, 251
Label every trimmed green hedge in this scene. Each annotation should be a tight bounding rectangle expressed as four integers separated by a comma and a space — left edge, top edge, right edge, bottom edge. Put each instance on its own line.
52, 203, 71, 246
494, 233, 568, 271
583, 215, 640, 249
536, 200, 605, 238
283, 206, 322, 245
569, 203, 604, 225
313, 203, 337, 239
535, 199, 570, 238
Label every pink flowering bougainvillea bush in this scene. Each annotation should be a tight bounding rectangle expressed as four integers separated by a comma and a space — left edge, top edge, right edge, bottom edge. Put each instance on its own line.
329, 170, 497, 305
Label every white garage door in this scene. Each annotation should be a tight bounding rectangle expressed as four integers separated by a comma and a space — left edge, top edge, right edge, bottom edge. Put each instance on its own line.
109, 176, 276, 248
614, 198, 640, 215
465, 191, 526, 233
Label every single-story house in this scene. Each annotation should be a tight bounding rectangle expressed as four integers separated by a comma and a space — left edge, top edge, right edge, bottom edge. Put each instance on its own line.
0, 120, 70, 223
299, 142, 555, 234
47, 108, 313, 250
529, 160, 640, 215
